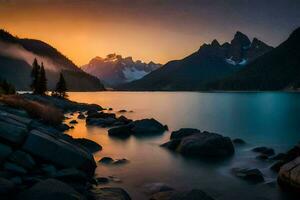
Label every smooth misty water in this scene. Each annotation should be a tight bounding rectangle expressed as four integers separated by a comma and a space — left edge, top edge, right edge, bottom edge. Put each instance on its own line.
67, 92, 300, 200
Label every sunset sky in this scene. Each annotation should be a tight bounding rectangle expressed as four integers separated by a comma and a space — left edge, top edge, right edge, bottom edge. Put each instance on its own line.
0, 0, 299, 66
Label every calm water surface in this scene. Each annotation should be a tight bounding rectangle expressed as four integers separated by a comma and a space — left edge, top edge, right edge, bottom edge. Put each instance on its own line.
67, 92, 300, 200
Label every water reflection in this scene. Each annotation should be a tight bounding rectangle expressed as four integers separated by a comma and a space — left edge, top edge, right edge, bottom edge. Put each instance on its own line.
66, 92, 300, 200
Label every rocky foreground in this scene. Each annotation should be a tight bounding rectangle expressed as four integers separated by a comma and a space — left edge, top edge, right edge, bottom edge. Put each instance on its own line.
0, 94, 299, 200
0, 95, 131, 200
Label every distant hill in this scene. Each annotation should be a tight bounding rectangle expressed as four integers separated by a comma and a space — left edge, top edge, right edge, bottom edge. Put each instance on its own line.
119, 31, 273, 91
210, 27, 300, 90
82, 54, 161, 87
0, 29, 105, 91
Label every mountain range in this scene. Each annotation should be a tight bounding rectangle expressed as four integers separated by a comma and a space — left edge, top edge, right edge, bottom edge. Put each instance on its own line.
0, 30, 105, 91
209, 27, 300, 90
118, 31, 273, 91
81, 54, 161, 87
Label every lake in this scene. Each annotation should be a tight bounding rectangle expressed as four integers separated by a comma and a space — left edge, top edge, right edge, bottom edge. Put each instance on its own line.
66, 92, 300, 200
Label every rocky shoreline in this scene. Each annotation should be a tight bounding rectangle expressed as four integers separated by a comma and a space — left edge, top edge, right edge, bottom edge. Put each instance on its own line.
0, 94, 299, 200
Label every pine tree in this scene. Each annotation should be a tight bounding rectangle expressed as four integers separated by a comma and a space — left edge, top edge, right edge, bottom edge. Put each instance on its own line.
30, 58, 40, 94
53, 72, 67, 98
37, 63, 47, 95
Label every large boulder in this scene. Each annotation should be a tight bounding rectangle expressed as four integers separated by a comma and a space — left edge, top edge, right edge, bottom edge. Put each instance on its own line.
162, 130, 234, 158
92, 187, 131, 200
22, 130, 96, 177
18, 178, 86, 200
150, 189, 214, 200
108, 125, 133, 138
278, 156, 300, 192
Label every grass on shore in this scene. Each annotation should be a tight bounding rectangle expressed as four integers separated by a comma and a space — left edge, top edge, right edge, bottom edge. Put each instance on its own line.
0, 95, 63, 125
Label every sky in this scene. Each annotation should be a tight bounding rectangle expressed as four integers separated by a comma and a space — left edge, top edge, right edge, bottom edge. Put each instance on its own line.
0, 0, 299, 66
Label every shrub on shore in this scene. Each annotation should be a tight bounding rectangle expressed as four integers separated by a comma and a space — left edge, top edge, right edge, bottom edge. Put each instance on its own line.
0, 95, 63, 125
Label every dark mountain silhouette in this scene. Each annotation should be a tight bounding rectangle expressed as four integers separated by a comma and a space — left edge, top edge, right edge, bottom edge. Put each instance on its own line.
119, 31, 272, 91
82, 54, 161, 87
210, 27, 300, 90
0, 29, 105, 91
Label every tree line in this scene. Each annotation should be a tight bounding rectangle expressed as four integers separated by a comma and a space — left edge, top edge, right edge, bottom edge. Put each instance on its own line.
30, 58, 67, 98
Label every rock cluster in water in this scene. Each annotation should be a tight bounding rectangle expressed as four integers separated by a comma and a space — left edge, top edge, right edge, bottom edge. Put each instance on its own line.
161, 128, 235, 158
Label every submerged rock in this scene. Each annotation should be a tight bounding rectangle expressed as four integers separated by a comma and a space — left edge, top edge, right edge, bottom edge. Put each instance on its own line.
96, 177, 110, 184
69, 120, 78, 124
162, 129, 234, 158
99, 157, 114, 164
113, 159, 129, 165
252, 146, 275, 156
232, 138, 246, 145
232, 168, 264, 183
92, 187, 131, 200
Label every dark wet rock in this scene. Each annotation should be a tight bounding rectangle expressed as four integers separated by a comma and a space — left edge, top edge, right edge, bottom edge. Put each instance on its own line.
150, 189, 214, 200
0, 178, 15, 194
232, 138, 246, 145
170, 128, 201, 140
108, 108, 113, 111
92, 187, 131, 200
117, 115, 133, 125
232, 168, 264, 183
0, 144, 13, 163
22, 176, 43, 186
162, 130, 234, 158
118, 110, 127, 113
108, 118, 167, 138
131, 118, 167, 135
87, 112, 116, 120
113, 159, 129, 165
69, 120, 78, 124
22, 130, 96, 177
109, 176, 122, 183
252, 147, 275, 156
18, 178, 85, 200
256, 154, 269, 160
99, 157, 114, 164
96, 177, 109, 184
0, 120, 28, 145
9, 150, 36, 170
278, 156, 300, 192
74, 138, 102, 153
108, 125, 133, 138
3, 162, 27, 175
86, 109, 98, 116
78, 113, 86, 119
53, 168, 88, 183
142, 182, 174, 195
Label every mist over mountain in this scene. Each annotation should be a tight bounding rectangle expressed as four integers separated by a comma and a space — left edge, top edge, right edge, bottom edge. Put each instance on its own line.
0, 29, 105, 91
209, 27, 300, 90
82, 54, 161, 87
119, 31, 273, 91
